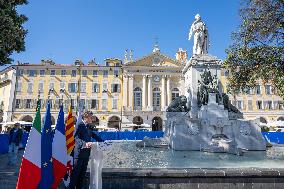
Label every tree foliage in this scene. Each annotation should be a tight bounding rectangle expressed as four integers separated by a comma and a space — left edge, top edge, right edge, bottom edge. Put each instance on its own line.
0, 0, 28, 66
224, 0, 284, 99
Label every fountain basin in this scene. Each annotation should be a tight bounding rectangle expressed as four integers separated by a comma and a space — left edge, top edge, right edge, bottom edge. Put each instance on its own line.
101, 168, 284, 189
92, 141, 284, 189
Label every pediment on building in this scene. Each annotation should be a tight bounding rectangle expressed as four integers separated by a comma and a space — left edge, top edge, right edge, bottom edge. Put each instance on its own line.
124, 51, 183, 68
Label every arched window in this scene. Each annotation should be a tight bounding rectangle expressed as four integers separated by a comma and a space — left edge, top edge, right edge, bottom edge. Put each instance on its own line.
92, 116, 100, 126
172, 88, 180, 101
133, 116, 143, 125
134, 87, 142, 110
152, 116, 163, 131
21, 115, 33, 122
153, 88, 161, 111
108, 116, 120, 130
277, 117, 284, 121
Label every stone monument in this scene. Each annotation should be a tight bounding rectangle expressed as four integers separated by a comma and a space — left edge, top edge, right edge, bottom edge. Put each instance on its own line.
137, 14, 266, 155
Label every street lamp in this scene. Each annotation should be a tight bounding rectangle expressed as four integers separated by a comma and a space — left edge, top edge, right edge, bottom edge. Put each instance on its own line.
75, 60, 82, 112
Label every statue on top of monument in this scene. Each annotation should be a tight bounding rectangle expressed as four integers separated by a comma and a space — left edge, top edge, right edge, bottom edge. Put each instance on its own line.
188, 14, 209, 55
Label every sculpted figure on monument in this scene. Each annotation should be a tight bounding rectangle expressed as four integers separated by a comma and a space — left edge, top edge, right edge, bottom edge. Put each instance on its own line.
197, 69, 214, 106
166, 95, 189, 112
188, 14, 209, 55
222, 93, 241, 114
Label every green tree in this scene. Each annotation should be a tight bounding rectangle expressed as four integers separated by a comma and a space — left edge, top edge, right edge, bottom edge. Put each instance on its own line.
0, 0, 28, 65
224, 0, 284, 99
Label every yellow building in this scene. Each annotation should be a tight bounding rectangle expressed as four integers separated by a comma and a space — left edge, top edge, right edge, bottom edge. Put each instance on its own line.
220, 69, 284, 125
0, 67, 17, 123
7, 58, 123, 129
0, 47, 283, 130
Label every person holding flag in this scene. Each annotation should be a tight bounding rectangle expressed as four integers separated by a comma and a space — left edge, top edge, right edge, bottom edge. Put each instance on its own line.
68, 111, 104, 189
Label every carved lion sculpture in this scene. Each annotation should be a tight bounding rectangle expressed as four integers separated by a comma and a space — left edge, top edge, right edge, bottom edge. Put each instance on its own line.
166, 95, 189, 112
222, 93, 241, 114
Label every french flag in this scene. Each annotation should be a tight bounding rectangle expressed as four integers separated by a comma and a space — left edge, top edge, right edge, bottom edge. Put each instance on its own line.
51, 105, 67, 189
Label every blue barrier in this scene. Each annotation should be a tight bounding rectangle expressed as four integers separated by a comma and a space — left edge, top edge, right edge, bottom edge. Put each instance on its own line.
1, 132, 284, 154
93, 131, 164, 141
0, 134, 9, 154
262, 132, 284, 144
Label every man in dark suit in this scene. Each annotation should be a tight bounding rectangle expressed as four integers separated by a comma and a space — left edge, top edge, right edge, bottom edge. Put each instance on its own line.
68, 111, 104, 189
8, 122, 23, 165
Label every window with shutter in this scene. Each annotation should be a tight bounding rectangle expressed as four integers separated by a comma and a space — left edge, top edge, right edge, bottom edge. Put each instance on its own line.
15, 99, 20, 109
112, 99, 118, 109
68, 83, 71, 93
26, 99, 32, 109
28, 70, 37, 77
16, 82, 22, 92
81, 83, 86, 93
113, 70, 119, 77
60, 82, 65, 90
256, 101, 263, 110
23, 99, 26, 109
50, 70, 56, 76
18, 69, 24, 76
40, 70, 45, 76
111, 84, 114, 93
79, 99, 85, 109
91, 99, 99, 109
33, 100, 37, 109
102, 99, 107, 110
19, 99, 23, 109
49, 83, 55, 90
27, 83, 33, 93
96, 100, 99, 110
248, 100, 253, 111
103, 70, 108, 78
68, 83, 77, 93
71, 70, 77, 77
93, 70, 98, 77
82, 70, 88, 77
117, 84, 121, 92
97, 84, 100, 93
85, 100, 89, 110
55, 99, 59, 109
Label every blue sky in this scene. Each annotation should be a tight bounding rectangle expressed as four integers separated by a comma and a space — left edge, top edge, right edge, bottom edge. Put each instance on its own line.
8, 0, 240, 66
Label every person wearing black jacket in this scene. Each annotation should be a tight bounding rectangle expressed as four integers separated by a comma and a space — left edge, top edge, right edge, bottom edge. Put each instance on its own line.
68, 111, 104, 189
8, 123, 23, 165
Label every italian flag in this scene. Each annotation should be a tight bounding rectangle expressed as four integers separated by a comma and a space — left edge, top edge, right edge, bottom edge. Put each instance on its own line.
16, 102, 41, 189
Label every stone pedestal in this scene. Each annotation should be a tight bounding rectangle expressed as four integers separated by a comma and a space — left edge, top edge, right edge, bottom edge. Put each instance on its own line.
183, 54, 222, 119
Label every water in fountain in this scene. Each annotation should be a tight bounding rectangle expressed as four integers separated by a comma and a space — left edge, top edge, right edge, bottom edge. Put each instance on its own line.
103, 141, 284, 169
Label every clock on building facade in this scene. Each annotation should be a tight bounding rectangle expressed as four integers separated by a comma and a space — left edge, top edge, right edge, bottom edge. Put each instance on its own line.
153, 75, 160, 82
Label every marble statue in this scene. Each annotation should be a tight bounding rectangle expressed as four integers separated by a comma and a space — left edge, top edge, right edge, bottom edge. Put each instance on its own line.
188, 14, 209, 55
